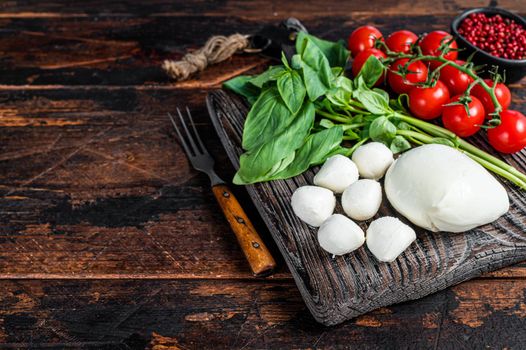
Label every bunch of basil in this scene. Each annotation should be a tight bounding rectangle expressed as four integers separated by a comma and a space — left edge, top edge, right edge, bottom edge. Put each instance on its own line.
224, 32, 418, 185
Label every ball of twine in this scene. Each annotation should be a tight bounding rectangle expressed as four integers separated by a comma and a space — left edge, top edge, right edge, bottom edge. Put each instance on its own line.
162, 33, 249, 81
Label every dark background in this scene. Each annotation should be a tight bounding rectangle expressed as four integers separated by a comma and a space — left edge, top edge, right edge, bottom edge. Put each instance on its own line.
0, 0, 525, 348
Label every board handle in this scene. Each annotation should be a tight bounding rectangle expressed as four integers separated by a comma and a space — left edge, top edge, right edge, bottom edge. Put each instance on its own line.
212, 184, 276, 276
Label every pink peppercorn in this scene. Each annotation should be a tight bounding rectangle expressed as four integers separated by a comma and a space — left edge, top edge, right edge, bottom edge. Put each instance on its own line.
458, 13, 525, 60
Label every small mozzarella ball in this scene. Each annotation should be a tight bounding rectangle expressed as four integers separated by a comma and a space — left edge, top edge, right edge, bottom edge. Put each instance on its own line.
341, 179, 382, 221
291, 186, 336, 227
366, 216, 416, 262
313, 155, 359, 193
317, 214, 365, 255
351, 142, 394, 180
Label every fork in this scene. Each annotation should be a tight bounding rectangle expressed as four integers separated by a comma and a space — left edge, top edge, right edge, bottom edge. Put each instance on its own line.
169, 107, 276, 276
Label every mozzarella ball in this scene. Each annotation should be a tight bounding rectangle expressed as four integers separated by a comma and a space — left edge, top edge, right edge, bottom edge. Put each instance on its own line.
317, 214, 365, 255
366, 216, 416, 262
351, 142, 394, 180
341, 179, 382, 221
313, 155, 359, 193
291, 186, 336, 227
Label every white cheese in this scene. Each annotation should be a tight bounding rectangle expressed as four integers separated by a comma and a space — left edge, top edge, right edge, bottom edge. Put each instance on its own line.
366, 216, 416, 262
341, 179, 382, 221
352, 142, 394, 180
313, 155, 359, 193
385, 144, 509, 232
317, 214, 365, 255
291, 185, 336, 227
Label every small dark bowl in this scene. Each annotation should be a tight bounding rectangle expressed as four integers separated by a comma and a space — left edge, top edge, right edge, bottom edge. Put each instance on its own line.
451, 7, 526, 83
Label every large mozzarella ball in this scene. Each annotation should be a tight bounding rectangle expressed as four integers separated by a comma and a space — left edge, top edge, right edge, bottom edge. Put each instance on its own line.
341, 179, 382, 221
351, 142, 394, 180
317, 214, 365, 255
385, 144, 509, 232
313, 155, 359, 193
366, 216, 416, 262
291, 186, 336, 227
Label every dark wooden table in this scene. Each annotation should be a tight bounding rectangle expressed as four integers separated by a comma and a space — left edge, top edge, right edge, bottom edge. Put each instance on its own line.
1, 1, 525, 348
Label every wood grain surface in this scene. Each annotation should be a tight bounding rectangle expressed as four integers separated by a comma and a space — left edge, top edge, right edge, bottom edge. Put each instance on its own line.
0, 0, 525, 348
208, 89, 526, 325
212, 184, 276, 276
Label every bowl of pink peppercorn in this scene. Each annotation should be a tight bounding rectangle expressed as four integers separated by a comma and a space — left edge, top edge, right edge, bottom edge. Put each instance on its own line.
451, 7, 525, 82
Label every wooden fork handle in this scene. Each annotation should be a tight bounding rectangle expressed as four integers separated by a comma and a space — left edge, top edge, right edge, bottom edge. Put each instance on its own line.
212, 184, 276, 276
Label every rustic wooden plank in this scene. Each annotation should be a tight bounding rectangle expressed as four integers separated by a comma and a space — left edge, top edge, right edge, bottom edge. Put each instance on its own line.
208, 89, 526, 325
0, 278, 525, 348
0, 85, 524, 279
0, 87, 291, 278
0, 14, 523, 86
0, 0, 523, 17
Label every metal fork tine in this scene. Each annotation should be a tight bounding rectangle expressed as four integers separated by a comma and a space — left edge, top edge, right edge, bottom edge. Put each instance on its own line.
186, 106, 206, 153
176, 107, 201, 155
168, 112, 193, 157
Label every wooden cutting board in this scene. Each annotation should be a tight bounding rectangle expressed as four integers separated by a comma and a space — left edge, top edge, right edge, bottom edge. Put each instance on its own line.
206, 89, 526, 326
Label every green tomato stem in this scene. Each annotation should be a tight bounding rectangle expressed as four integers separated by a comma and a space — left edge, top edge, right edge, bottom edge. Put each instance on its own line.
395, 113, 526, 185
395, 54, 503, 123
344, 138, 369, 157
316, 109, 351, 123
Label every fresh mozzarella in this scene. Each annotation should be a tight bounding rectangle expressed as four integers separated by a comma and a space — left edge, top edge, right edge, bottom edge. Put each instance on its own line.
317, 214, 365, 255
341, 179, 382, 221
313, 155, 359, 193
366, 216, 416, 262
291, 186, 336, 227
385, 144, 509, 232
352, 142, 394, 180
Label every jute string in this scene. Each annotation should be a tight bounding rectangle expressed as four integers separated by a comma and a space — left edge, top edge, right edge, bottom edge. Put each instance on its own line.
162, 33, 249, 81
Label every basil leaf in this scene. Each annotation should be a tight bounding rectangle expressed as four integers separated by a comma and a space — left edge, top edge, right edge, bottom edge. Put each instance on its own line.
298, 57, 329, 101
234, 102, 315, 184
223, 75, 260, 104
431, 137, 456, 147
300, 38, 333, 88
326, 75, 353, 106
357, 55, 385, 88
270, 126, 344, 180
354, 88, 391, 115
319, 119, 335, 129
242, 87, 295, 151
249, 66, 286, 88
277, 70, 306, 114
369, 116, 397, 144
281, 52, 291, 70
390, 135, 412, 153
267, 152, 296, 177
295, 31, 349, 68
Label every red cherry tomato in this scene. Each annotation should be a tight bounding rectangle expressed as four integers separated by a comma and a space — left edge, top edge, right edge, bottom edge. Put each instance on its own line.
387, 58, 428, 94
487, 110, 526, 153
419, 31, 458, 69
408, 81, 450, 120
386, 30, 418, 53
471, 79, 511, 118
442, 95, 485, 137
351, 48, 387, 86
438, 60, 474, 96
348, 26, 383, 57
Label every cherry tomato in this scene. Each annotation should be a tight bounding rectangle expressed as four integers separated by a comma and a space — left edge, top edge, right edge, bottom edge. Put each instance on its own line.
386, 30, 418, 53
348, 26, 383, 57
387, 58, 428, 94
471, 79, 511, 118
419, 31, 458, 69
408, 81, 450, 120
351, 48, 387, 86
442, 95, 485, 137
487, 110, 526, 153
438, 60, 474, 96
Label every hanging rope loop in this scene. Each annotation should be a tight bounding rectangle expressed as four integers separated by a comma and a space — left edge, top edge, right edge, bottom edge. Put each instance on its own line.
162, 33, 250, 81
